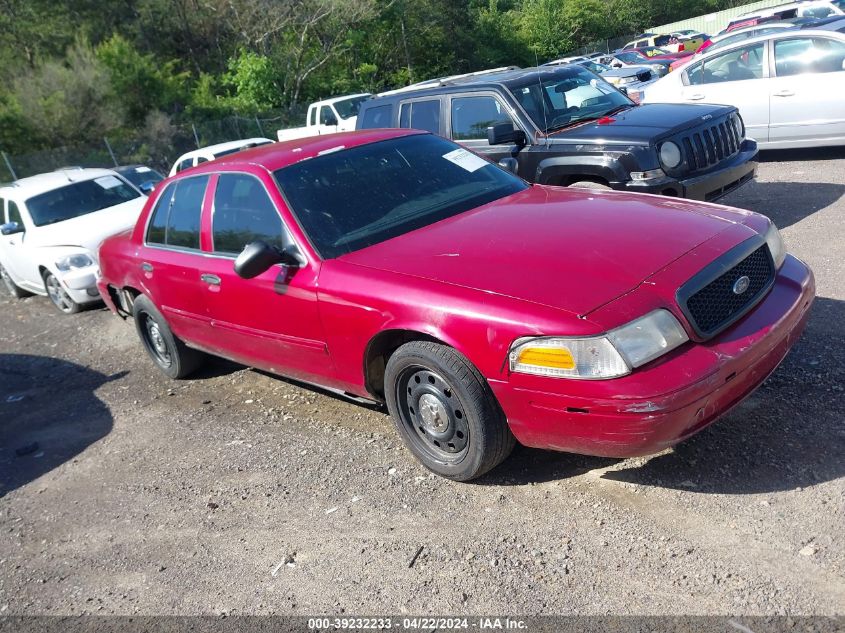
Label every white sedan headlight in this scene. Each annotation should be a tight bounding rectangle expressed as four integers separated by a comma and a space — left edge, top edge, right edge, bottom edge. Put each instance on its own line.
509, 309, 689, 379
55, 253, 95, 272
764, 222, 786, 269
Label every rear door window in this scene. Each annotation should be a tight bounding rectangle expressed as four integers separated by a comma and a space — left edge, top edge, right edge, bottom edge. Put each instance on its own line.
399, 99, 441, 134
775, 37, 845, 76
359, 104, 393, 128
146, 176, 208, 249
212, 174, 285, 255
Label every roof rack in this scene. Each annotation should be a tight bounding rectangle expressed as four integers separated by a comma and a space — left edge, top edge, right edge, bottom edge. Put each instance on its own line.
377, 66, 521, 97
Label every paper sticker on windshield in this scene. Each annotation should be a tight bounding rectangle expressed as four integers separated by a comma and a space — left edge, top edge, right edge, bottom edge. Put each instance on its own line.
442, 148, 488, 173
94, 175, 123, 189
135, 166, 151, 173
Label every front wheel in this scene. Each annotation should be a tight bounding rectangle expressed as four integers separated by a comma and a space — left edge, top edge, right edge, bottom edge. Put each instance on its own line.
384, 341, 515, 481
43, 271, 81, 314
133, 294, 204, 379
568, 179, 611, 191
0, 263, 28, 298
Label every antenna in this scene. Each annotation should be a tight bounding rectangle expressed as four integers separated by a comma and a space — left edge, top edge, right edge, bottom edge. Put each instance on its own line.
534, 48, 550, 148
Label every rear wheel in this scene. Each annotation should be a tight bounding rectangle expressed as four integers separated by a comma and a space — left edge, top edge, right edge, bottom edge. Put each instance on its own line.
0, 263, 28, 298
43, 271, 81, 314
384, 341, 515, 481
133, 294, 204, 379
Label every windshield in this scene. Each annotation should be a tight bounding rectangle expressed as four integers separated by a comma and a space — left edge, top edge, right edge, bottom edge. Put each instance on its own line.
119, 167, 164, 188
274, 134, 526, 258
26, 176, 141, 227
616, 51, 648, 63
579, 60, 612, 74
334, 96, 368, 119
507, 67, 631, 133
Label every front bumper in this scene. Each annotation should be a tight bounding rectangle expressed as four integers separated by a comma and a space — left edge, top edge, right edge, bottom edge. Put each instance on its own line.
58, 267, 101, 304
488, 254, 814, 457
625, 139, 758, 201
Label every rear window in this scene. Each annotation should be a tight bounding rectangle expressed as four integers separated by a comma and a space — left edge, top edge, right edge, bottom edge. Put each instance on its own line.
26, 176, 141, 227
359, 104, 393, 129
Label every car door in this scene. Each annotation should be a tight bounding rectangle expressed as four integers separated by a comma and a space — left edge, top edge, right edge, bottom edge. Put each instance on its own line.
138, 175, 211, 345
195, 171, 332, 384
448, 92, 524, 167
1, 198, 40, 291
768, 35, 845, 145
681, 41, 770, 143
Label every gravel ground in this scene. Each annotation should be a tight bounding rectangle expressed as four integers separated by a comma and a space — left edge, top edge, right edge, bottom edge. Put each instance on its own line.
0, 148, 843, 617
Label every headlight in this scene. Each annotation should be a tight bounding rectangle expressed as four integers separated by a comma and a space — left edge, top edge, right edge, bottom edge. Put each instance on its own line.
652, 64, 666, 74
55, 253, 94, 272
764, 222, 786, 269
659, 141, 682, 168
618, 75, 637, 85
731, 112, 744, 139
509, 309, 689, 380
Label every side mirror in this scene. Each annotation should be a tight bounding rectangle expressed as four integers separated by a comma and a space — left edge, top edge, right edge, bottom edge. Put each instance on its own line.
0, 221, 24, 236
612, 62, 623, 68
234, 241, 299, 279
487, 122, 527, 147
497, 157, 518, 174
138, 181, 156, 195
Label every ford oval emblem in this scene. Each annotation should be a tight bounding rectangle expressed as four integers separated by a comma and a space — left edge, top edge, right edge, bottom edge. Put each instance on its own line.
732, 275, 751, 295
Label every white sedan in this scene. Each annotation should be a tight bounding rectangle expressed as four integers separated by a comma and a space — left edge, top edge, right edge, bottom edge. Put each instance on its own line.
643, 28, 845, 149
0, 168, 145, 313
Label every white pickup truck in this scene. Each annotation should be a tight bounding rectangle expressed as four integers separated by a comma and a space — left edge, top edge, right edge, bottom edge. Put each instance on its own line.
276, 93, 371, 142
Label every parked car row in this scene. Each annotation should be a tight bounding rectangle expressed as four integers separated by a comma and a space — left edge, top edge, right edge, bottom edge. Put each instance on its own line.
0, 52, 823, 481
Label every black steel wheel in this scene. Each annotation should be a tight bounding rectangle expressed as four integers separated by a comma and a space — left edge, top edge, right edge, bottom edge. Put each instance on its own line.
385, 341, 515, 481
132, 294, 204, 379
0, 262, 28, 298
43, 271, 81, 314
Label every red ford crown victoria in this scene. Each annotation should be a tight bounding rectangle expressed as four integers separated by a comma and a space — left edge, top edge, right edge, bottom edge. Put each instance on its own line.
97, 129, 814, 481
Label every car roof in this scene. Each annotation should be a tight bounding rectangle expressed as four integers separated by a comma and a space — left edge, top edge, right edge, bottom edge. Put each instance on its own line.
696, 26, 845, 59
319, 93, 371, 105
175, 128, 424, 174
0, 168, 122, 199
179, 137, 274, 159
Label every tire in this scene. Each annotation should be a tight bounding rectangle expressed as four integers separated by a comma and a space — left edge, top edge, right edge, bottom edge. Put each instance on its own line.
0, 262, 28, 298
568, 180, 612, 191
43, 270, 81, 314
132, 294, 204, 379
384, 341, 515, 481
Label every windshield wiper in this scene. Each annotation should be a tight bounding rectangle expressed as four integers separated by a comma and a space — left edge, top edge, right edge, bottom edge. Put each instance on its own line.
545, 105, 634, 134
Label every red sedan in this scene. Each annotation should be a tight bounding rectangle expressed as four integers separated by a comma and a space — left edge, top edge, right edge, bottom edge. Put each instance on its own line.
97, 129, 814, 481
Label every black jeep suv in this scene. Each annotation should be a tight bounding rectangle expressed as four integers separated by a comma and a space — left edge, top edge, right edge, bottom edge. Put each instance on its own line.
356, 65, 758, 201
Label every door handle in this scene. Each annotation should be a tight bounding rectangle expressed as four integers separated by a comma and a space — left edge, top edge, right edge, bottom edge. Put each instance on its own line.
687, 93, 705, 100
773, 90, 795, 97
141, 262, 153, 272
200, 273, 221, 286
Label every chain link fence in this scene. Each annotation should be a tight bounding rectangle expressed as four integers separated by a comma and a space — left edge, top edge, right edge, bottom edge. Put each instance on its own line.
0, 109, 305, 182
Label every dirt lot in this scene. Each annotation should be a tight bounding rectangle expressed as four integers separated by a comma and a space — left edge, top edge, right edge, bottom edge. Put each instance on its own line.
1, 148, 843, 617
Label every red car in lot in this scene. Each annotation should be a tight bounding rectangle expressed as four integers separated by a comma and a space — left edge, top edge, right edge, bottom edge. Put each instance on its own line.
97, 129, 814, 481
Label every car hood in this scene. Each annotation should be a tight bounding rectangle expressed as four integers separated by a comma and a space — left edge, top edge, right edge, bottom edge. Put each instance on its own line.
337, 185, 740, 317
548, 102, 731, 143
25, 198, 145, 255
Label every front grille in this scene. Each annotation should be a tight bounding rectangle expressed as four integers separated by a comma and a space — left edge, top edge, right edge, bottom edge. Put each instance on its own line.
682, 244, 774, 337
680, 117, 741, 171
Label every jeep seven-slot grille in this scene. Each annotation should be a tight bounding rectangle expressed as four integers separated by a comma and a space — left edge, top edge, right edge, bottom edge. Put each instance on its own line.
683, 245, 774, 337
681, 118, 741, 171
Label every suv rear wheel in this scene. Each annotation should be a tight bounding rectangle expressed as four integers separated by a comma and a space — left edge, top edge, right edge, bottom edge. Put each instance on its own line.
384, 341, 515, 481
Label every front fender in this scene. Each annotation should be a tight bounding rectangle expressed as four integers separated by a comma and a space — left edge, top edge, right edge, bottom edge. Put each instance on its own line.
535, 154, 630, 186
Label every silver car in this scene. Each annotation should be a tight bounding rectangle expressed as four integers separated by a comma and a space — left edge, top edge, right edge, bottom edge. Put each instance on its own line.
643, 28, 845, 148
